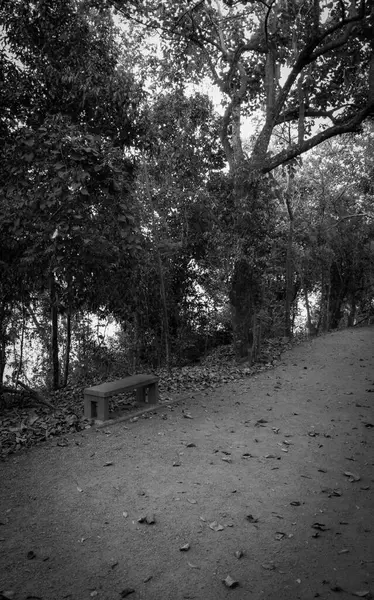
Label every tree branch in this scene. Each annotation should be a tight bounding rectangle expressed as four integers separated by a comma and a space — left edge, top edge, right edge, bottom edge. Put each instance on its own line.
326, 213, 374, 230
253, 4, 369, 163
276, 107, 337, 125
310, 21, 356, 61
262, 103, 374, 173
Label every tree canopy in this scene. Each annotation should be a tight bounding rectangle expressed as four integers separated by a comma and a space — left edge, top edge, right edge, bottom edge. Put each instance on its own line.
0, 0, 373, 394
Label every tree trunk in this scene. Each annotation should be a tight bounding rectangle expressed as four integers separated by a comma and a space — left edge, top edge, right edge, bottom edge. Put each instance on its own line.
304, 286, 317, 336
62, 310, 71, 387
157, 250, 170, 368
142, 160, 170, 368
14, 301, 26, 385
284, 186, 294, 338
50, 273, 59, 390
62, 278, 73, 388
318, 269, 331, 333
0, 304, 8, 386
229, 258, 262, 363
347, 292, 357, 327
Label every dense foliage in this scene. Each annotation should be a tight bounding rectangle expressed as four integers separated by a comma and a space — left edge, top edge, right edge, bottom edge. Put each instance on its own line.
0, 0, 373, 398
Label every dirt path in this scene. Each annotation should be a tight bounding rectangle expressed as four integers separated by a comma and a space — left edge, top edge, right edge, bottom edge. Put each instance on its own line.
1, 327, 373, 600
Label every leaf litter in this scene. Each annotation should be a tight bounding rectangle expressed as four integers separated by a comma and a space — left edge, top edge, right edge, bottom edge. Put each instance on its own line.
0, 338, 288, 459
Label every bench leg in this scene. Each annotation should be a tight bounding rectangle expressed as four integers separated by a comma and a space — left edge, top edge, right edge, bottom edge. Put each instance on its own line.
136, 387, 146, 403
84, 394, 109, 421
147, 382, 158, 404
135, 383, 159, 405
97, 397, 109, 421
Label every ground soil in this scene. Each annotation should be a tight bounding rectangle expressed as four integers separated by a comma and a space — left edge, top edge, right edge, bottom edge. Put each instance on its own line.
0, 327, 373, 600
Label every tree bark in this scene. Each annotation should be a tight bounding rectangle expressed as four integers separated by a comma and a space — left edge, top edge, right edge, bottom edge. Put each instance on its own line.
285, 222, 294, 338
347, 296, 356, 327
284, 177, 294, 338
62, 310, 71, 387
318, 269, 331, 333
0, 303, 9, 385
229, 257, 262, 363
142, 160, 170, 368
50, 273, 60, 390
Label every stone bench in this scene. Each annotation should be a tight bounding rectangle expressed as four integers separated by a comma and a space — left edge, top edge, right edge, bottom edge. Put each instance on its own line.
84, 374, 159, 421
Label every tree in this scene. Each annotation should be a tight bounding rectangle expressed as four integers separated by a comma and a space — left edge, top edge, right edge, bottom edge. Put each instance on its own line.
112, 0, 374, 358
0, 0, 143, 388
105, 89, 227, 367
292, 128, 374, 332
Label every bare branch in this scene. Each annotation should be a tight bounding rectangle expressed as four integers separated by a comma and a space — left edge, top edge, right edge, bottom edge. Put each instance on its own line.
276, 107, 337, 125
253, 3, 369, 160
262, 103, 374, 173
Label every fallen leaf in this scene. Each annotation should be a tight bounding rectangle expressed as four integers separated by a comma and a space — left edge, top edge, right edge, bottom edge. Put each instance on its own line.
312, 522, 329, 531
246, 514, 259, 523
290, 501, 301, 506
338, 549, 349, 554
56, 438, 69, 447
222, 575, 239, 588
120, 589, 135, 598
103, 461, 113, 467
344, 471, 361, 482
265, 454, 277, 459
138, 513, 155, 524
352, 591, 370, 597
209, 521, 224, 531
222, 456, 232, 463
261, 562, 276, 570
187, 498, 197, 504
187, 561, 200, 569
186, 442, 196, 447
180, 543, 190, 551
183, 413, 193, 419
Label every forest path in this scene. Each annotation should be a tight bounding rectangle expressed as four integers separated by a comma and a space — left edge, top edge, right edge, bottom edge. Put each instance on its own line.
0, 327, 373, 600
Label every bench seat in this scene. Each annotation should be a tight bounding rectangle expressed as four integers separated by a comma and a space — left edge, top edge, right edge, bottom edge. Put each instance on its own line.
84, 374, 159, 421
